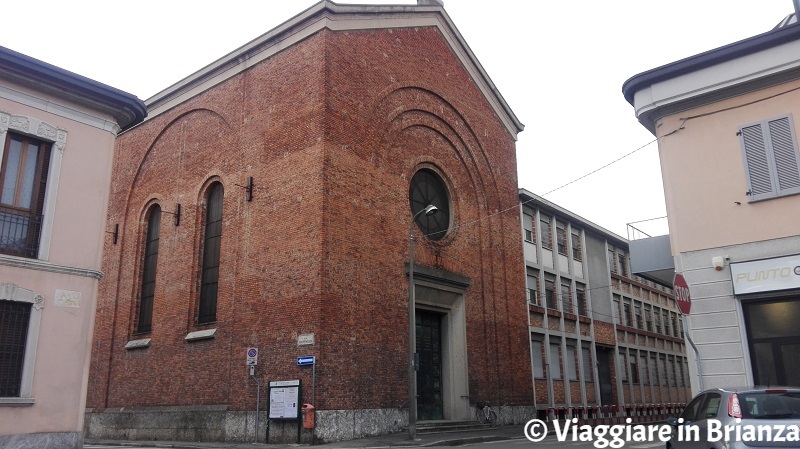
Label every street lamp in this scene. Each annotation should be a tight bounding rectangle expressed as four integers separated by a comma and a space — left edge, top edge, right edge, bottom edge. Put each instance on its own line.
408, 204, 438, 440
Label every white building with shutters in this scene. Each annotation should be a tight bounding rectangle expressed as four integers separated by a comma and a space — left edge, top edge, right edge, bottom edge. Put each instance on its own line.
622, 11, 800, 392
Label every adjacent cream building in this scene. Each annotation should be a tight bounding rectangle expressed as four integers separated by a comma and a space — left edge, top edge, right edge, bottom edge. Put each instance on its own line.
0, 46, 145, 448
623, 12, 800, 391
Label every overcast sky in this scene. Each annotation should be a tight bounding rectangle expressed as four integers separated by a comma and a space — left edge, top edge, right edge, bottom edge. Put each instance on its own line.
1, 1, 794, 237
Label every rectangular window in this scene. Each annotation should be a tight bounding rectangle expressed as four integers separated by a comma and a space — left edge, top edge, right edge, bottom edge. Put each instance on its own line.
619, 350, 628, 382
669, 355, 677, 386
582, 346, 593, 382
0, 133, 51, 258
653, 307, 662, 334
645, 305, 653, 332
650, 355, 659, 386
561, 282, 572, 313
566, 345, 578, 381
0, 300, 31, 397
634, 303, 643, 329
556, 222, 568, 256
662, 310, 670, 336
549, 342, 562, 379
540, 216, 552, 250
630, 350, 639, 384
545, 277, 557, 310
608, 247, 617, 273
576, 284, 587, 317
739, 115, 800, 201
618, 253, 628, 277
659, 355, 667, 386
531, 336, 545, 378
613, 295, 621, 324
522, 209, 535, 243
671, 313, 679, 338
640, 352, 649, 385
623, 299, 632, 327
526, 268, 539, 305
571, 230, 582, 261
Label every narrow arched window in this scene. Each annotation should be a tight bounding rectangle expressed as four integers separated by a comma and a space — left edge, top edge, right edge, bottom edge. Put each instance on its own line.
137, 205, 161, 334
198, 183, 223, 324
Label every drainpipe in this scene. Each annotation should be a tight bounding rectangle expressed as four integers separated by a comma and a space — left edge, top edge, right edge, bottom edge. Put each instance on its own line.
795, 0, 800, 21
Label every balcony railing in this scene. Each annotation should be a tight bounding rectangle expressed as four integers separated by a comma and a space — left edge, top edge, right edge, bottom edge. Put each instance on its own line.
0, 206, 42, 259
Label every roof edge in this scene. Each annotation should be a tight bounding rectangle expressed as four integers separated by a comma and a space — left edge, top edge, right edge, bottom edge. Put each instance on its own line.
622, 22, 800, 106
0, 46, 146, 131
145, 0, 523, 137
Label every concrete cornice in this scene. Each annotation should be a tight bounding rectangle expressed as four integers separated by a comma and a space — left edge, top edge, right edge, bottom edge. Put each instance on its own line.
0, 46, 146, 131
0, 255, 103, 280
622, 22, 800, 135
144, 0, 523, 139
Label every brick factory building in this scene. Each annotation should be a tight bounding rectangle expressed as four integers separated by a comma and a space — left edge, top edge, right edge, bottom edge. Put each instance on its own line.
519, 190, 691, 419
85, 1, 533, 444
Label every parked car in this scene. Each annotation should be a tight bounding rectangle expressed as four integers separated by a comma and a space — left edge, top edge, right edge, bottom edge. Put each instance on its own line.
666, 387, 800, 449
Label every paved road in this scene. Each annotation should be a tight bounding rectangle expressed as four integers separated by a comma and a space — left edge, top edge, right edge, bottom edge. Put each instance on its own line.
459, 439, 666, 448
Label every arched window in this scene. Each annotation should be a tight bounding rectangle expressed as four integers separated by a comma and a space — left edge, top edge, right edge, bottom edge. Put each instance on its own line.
198, 183, 223, 324
137, 205, 161, 334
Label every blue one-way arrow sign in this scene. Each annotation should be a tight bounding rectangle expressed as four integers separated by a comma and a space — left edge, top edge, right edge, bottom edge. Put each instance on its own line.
297, 356, 315, 366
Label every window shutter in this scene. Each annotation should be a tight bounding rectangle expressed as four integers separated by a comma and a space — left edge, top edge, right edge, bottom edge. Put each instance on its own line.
741, 123, 774, 199
768, 117, 800, 195
740, 115, 800, 201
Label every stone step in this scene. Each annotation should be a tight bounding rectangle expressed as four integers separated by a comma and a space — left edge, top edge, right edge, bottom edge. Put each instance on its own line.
414, 420, 494, 434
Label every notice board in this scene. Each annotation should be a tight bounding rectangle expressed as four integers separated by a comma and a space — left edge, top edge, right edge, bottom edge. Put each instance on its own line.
268, 379, 300, 419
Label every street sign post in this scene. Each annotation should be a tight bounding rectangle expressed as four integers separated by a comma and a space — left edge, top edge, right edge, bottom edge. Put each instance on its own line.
673, 273, 691, 315
247, 347, 259, 366
297, 356, 315, 366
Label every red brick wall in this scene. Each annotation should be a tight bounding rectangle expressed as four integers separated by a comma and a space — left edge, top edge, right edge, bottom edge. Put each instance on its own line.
88, 25, 532, 413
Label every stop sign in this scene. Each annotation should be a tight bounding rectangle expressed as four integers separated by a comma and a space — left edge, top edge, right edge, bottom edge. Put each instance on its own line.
673, 273, 691, 315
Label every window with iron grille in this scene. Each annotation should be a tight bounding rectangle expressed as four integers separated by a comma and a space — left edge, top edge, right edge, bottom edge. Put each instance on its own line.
662, 310, 670, 336
0, 300, 31, 397
137, 205, 161, 334
634, 303, 643, 329
0, 133, 51, 259
198, 183, 223, 324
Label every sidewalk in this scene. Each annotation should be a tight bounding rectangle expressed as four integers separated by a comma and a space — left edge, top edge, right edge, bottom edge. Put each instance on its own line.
86, 424, 527, 449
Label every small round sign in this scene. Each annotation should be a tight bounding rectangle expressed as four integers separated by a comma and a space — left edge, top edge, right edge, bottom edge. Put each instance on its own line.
673, 273, 691, 315
248, 348, 258, 358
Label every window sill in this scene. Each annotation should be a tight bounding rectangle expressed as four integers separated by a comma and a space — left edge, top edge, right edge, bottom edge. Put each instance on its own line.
0, 397, 35, 406
125, 338, 151, 350
185, 328, 217, 342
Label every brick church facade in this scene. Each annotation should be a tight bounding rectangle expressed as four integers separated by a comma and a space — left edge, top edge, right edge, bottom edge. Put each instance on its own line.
85, 1, 532, 443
